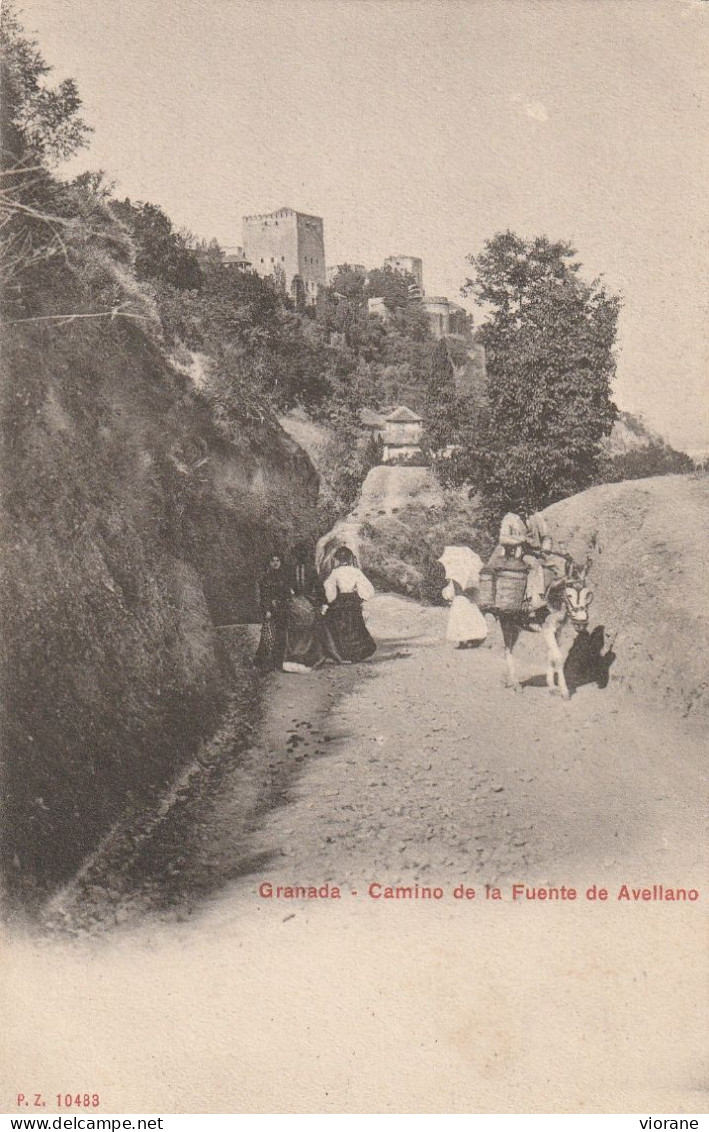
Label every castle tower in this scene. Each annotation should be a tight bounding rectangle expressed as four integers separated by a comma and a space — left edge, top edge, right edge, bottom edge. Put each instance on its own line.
384, 255, 424, 293
242, 208, 326, 305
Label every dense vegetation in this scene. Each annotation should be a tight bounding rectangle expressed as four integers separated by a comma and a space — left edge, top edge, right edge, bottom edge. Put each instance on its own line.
105, 219, 446, 514
1, 2, 699, 905
440, 233, 620, 525
599, 411, 697, 482
0, 5, 317, 905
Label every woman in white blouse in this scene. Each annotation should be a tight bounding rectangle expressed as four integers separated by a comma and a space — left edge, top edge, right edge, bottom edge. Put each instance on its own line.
321, 547, 376, 663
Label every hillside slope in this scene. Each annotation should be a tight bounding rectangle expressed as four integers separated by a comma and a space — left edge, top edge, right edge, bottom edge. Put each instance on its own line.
1, 312, 318, 907
351, 465, 445, 519
544, 475, 708, 720
316, 464, 485, 600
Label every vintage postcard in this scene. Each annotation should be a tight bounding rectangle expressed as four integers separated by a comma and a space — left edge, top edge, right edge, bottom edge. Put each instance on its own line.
1, 0, 707, 1117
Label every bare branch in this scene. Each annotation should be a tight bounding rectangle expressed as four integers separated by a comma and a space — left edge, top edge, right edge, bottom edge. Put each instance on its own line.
6, 309, 153, 326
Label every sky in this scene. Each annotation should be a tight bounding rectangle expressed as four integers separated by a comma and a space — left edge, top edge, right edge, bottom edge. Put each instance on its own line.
15, 0, 708, 453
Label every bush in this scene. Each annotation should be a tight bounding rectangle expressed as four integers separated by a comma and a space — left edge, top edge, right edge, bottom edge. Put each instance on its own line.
357, 495, 492, 603
599, 441, 696, 483
385, 451, 430, 467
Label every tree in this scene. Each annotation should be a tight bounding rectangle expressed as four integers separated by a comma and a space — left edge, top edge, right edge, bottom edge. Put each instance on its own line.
452, 231, 619, 522
290, 272, 306, 312
193, 236, 224, 278
1, 2, 91, 167
366, 265, 413, 311
329, 264, 367, 300
365, 267, 430, 345
111, 199, 203, 290
1, 4, 97, 305
422, 339, 459, 455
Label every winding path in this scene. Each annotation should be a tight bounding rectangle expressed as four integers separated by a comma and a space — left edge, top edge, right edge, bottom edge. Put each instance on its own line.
21, 593, 707, 1113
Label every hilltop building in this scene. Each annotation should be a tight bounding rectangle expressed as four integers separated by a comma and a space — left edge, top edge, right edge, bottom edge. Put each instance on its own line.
242, 208, 326, 306
384, 255, 424, 293
221, 246, 251, 272
422, 296, 471, 339
380, 256, 473, 339
237, 208, 476, 343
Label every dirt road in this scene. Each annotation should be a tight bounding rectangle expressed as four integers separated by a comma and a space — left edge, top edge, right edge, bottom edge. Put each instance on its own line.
44, 593, 705, 928
238, 595, 705, 894
13, 594, 705, 1113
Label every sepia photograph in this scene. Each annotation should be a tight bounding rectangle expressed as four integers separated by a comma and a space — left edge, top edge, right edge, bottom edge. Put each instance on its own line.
1, 0, 707, 1118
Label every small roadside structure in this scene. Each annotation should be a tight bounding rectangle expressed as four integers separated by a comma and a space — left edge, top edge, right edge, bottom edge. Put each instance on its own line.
359, 405, 426, 463
382, 406, 424, 463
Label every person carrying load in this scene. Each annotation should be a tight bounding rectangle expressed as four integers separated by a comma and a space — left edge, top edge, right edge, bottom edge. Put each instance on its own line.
522, 510, 552, 610
485, 510, 559, 612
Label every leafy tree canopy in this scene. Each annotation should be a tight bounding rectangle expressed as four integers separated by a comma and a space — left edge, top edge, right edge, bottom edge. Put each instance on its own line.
0, 2, 91, 166
111, 198, 203, 290
366, 265, 413, 311
421, 338, 459, 455
328, 264, 368, 302
450, 231, 620, 522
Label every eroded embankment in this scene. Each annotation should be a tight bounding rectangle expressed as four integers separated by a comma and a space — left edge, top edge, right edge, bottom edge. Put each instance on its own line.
544, 475, 709, 721
1, 306, 318, 910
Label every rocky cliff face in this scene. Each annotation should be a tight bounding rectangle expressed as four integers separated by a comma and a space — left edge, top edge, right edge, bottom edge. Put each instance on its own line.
1, 316, 318, 906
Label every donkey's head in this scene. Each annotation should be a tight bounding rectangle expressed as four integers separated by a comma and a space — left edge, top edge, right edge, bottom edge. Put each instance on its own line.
563, 557, 594, 631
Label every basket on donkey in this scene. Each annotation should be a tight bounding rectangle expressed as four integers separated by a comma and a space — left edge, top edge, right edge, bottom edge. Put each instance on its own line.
478, 562, 527, 612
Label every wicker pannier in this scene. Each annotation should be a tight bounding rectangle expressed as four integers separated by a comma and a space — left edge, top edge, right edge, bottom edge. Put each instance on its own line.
494, 566, 527, 611
478, 564, 527, 611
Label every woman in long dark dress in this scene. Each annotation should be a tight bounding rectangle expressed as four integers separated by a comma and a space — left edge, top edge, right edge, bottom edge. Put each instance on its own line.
253, 553, 292, 672
321, 547, 376, 663
283, 542, 328, 672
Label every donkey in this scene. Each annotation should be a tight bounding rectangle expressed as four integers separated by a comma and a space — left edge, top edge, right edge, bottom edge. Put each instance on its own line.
490, 559, 594, 699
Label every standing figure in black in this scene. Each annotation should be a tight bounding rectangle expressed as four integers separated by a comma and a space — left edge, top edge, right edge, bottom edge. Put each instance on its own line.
253, 552, 292, 672
283, 541, 328, 673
